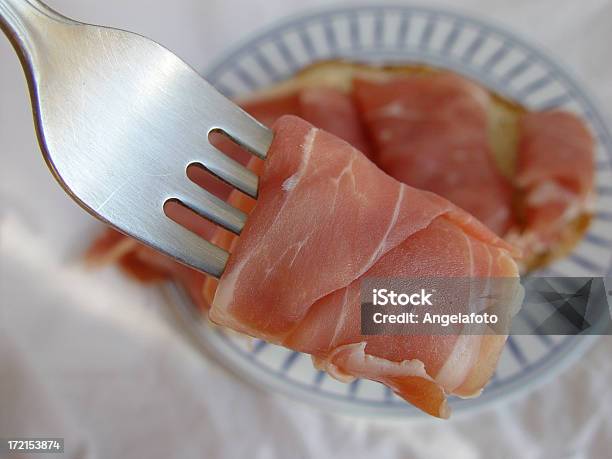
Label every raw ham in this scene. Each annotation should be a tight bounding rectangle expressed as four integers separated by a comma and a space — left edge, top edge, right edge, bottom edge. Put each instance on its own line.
86, 228, 168, 282
353, 73, 515, 235
512, 111, 594, 256
241, 92, 300, 127
242, 87, 372, 156
210, 115, 522, 418
298, 87, 372, 156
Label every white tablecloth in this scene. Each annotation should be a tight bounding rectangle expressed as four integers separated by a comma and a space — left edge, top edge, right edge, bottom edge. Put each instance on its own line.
1, 1, 611, 458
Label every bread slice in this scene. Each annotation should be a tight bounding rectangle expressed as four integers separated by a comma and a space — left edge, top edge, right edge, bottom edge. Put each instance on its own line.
237, 60, 591, 272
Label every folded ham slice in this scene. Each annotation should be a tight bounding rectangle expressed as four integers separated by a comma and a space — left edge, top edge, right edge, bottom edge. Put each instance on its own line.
512, 111, 594, 257
210, 115, 521, 418
353, 73, 515, 235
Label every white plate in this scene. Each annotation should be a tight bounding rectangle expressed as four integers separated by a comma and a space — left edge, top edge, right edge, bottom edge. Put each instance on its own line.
167, 5, 612, 417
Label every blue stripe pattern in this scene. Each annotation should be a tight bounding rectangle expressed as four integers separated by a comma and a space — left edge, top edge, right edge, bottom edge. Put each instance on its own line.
299, 28, 316, 58
462, 32, 486, 62
517, 74, 553, 99
323, 19, 338, 51
396, 13, 410, 46
374, 13, 384, 47
584, 232, 612, 247
254, 50, 278, 81
568, 253, 605, 273
500, 57, 532, 84
419, 16, 435, 50
483, 43, 509, 72
233, 66, 257, 90
313, 370, 326, 388
281, 351, 301, 372
506, 337, 528, 366
349, 12, 360, 49
349, 379, 361, 397
252, 339, 268, 355
597, 211, 612, 222
535, 93, 572, 110
274, 38, 298, 71
441, 21, 461, 55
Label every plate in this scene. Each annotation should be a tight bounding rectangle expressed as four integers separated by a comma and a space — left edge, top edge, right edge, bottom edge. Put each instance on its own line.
167, 5, 612, 417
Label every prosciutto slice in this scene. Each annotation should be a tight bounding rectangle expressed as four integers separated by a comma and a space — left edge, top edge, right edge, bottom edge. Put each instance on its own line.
298, 87, 372, 156
242, 87, 371, 155
210, 115, 521, 418
353, 73, 515, 235
513, 111, 594, 256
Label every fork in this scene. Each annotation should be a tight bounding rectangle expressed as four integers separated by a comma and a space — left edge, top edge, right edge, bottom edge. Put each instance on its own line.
0, 0, 272, 277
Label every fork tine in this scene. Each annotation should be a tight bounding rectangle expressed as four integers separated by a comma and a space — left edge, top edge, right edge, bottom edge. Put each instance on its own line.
199, 77, 273, 159
174, 180, 248, 235
213, 106, 274, 160
148, 218, 229, 278
197, 143, 259, 198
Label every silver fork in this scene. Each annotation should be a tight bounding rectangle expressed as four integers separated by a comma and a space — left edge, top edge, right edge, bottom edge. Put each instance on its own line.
0, 0, 272, 277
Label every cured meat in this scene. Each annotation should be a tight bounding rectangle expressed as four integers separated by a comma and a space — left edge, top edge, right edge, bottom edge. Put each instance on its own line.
86, 228, 168, 282
298, 87, 372, 156
241, 92, 300, 127
353, 73, 515, 235
512, 111, 594, 256
86, 67, 596, 416
210, 115, 522, 418
243, 87, 372, 156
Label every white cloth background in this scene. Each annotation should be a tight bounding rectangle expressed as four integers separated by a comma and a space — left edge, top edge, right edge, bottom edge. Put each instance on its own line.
1, 1, 611, 458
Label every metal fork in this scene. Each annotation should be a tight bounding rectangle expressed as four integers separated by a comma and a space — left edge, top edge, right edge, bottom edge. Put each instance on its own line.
0, 0, 272, 277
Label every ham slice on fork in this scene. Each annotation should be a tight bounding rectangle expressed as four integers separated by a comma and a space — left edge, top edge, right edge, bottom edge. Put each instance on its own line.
209, 115, 522, 417
88, 69, 603, 417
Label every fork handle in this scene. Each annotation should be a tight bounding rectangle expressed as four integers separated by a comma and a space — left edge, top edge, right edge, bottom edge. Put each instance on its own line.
0, 0, 71, 64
